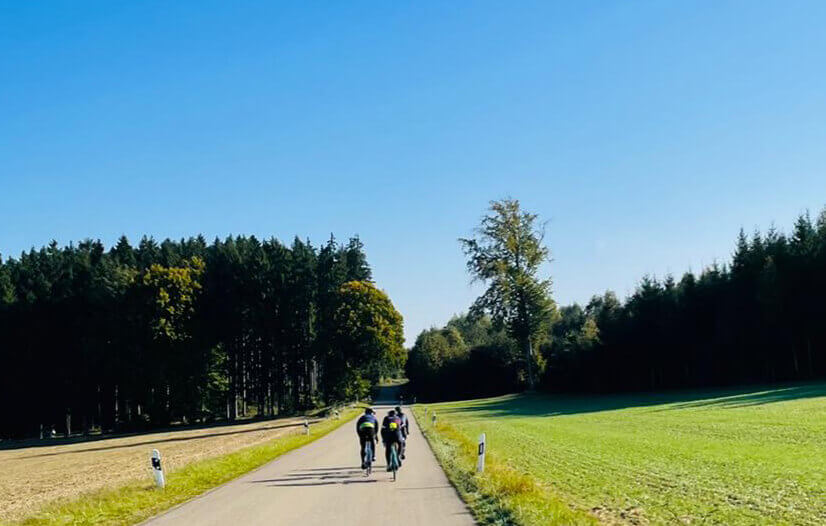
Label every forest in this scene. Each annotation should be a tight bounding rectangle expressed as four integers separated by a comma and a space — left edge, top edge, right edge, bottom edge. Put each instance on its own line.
407, 208, 826, 400
0, 235, 405, 439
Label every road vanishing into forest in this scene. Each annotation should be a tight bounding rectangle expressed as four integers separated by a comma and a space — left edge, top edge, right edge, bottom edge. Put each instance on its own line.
143, 390, 475, 526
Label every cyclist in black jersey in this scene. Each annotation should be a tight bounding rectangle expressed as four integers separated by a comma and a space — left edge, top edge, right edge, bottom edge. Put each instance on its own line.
355, 408, 378, 467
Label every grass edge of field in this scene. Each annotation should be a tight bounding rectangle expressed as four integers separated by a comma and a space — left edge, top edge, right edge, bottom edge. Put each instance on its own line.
412, 405, 597, 526
8, 407, 362, 526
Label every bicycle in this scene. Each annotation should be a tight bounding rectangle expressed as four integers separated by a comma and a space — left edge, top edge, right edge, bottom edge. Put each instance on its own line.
388, 442, 401, 482
363, 440, 374, 476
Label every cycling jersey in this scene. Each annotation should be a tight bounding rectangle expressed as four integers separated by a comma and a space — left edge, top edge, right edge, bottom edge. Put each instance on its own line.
396, 412, 410, 437
356, 414, 378, 436
381, 415, 403, 443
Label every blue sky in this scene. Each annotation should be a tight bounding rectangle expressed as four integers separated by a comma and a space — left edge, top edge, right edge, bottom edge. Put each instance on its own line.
2, 1, 825, 342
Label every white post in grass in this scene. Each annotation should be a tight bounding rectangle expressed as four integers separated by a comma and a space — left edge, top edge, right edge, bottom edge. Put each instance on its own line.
424, 407, 428, 417
477, 433, 486, 473
304, 418, 310, 435
151, 449, 165, 489
432, 413, 436, 425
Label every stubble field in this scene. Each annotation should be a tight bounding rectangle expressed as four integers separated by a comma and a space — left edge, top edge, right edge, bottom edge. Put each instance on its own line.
0, 415, 309, 523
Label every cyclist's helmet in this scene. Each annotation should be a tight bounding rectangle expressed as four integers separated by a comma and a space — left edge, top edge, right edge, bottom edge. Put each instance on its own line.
394, 406, 403, 414
388, 409, 396, 416
365, 407, 374, 415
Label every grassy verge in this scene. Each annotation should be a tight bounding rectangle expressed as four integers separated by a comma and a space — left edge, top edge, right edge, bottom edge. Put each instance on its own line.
12, 407, 361, 526
412, 406, 595, 526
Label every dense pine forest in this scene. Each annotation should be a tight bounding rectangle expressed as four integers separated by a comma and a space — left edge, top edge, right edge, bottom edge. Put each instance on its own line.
0, 235, 404, 439
408, 208, 826, 400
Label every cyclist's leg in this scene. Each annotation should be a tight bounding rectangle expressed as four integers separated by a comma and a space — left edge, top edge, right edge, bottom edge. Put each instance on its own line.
364, 439, 372, 467
359, 435, 368, 468
399, 433, 406, 459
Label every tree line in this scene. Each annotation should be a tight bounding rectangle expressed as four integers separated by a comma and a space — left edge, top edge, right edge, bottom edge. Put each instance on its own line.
407, 200, 826, 400
545, 209, 826, 393
0, 235, 404, 439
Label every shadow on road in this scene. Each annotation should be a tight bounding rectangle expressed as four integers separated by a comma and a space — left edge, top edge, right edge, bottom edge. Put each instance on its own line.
264, 479, 379, 487
249, 466, 384, 487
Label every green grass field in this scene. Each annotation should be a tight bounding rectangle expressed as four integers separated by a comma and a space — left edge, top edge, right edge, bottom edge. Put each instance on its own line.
421, 382, 826, 525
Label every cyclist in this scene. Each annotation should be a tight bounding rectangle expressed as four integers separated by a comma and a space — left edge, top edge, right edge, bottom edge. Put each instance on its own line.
381, 409, 404, 469
355, 407, 378, 468
395, 406, 409, 459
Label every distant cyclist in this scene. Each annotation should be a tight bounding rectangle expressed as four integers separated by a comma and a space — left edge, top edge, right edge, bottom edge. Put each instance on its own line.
355, 408, 378, 468
381, 409, 404, 468
395, 406, 409, 459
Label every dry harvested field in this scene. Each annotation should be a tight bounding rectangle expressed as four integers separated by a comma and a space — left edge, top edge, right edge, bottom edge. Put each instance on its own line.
0, 416, 309, 523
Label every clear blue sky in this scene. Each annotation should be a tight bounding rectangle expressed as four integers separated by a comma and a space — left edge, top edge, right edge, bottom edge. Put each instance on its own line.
2, 1, 825, 343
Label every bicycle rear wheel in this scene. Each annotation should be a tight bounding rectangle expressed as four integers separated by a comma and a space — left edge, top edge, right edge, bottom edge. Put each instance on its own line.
364, 442, 373, 476
391, 443, 399, 482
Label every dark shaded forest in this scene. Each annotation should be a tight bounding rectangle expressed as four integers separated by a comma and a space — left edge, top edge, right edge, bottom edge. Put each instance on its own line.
0, 235, 404, 439
407, 209, 826, 400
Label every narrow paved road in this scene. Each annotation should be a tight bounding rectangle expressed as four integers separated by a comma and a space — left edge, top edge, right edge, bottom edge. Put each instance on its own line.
143, 404, 474, 526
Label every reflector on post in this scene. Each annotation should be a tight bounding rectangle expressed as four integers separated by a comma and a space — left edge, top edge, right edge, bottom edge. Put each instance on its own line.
477, 433, 486, 473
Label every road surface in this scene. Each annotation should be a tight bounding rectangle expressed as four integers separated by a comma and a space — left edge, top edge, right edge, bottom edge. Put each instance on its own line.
143, 402, 475, 526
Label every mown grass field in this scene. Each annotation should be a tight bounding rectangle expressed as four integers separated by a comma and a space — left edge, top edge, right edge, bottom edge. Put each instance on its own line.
421, 382, 826, 525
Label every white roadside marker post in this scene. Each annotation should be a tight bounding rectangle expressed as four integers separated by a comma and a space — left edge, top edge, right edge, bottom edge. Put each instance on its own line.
477, 433, 486, 473
304, 418, 310, 435
151, 449, 165, 489
432, 413, 437, 425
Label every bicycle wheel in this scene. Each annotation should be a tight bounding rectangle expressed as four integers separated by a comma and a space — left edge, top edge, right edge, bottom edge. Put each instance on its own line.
390, 443, 399, 482
364, 442, 373, 476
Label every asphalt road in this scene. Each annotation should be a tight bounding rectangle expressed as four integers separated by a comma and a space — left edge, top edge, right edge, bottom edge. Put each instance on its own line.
143, 404, 475, 526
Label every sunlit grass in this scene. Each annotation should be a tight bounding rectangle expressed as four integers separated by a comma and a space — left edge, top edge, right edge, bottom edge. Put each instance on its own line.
419, 382, 826, 525
413, 408, 595, 525
12, 408, 360, 526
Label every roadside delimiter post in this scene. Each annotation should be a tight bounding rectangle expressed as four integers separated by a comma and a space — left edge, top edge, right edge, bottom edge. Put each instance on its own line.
477, 433, 486, 473
304, 418, 310, 435
151, 449, 165, 489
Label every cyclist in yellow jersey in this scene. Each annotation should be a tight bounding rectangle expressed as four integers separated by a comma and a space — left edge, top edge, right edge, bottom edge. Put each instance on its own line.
355, 408, 378, 467
381, 409, 404, 468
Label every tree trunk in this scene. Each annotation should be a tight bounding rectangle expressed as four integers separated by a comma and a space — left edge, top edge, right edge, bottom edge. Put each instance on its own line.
113, 385, 119, 430
523, 337, 535, 390
807, 338, 814, 377
792, 347, 800, 377
228, 350, 238, 421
